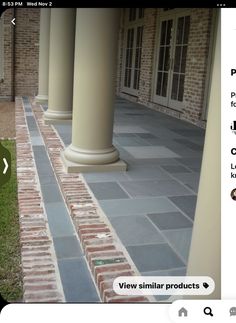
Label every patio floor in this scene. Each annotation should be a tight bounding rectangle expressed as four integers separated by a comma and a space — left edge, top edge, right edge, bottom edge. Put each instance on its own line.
17, 96, 205, 302
53, 97, 205, 299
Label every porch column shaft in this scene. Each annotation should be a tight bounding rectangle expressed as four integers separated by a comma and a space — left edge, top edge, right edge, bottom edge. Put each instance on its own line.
186, 14, 220, 299
44, 8, 76, 124
62, 8, 126, 172
35, 9, 50, 102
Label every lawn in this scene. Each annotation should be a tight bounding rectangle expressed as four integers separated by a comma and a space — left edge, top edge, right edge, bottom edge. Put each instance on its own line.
0, 140, 23, 302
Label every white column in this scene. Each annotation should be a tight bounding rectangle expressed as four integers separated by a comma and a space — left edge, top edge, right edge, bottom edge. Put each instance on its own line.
44, 9, 76, 124
35, 9, 50, 102
62, 9, 126, 172
186, 13, 220, 299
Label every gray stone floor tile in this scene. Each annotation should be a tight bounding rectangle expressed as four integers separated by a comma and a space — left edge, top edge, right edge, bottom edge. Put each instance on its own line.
115, 133, 136, 138
161, 165, 191, 174
26, 116, 38, 131
82, 172, 129, 183
174, 139, 203, 152
54, 124, 72, 134
24, 107, 32, 112
58, 257, 100, 302
141, 267, 186, 276
100, 197, 178, 217
125, 165, 172, 180
114, 136, 149, 146
124, 146, 180, 159
163, 229, 192, 264
53, 235, 83, 259
39, 174, 57, 185
135, 133, 158, 139
56, 132, 71, 146
168, 195, 197, 220
126, 243, 184, 272
119, 179, 192, 198
109, 215, 165, 246
171, 172, 200, 193
114, 125, 149, 133
126, 158, 182, 166
25, 111, 33, 116
165, 144, 201, 158
147, 212, 193, 230
45, 202, 75, 237
35, 161, 54, 176
170, 129, 205, 137
30, 130, 40, 137
88, 182, 129, 200
41, 183, 62, 203
177, 157, 202, 168
31, 135, 44, 146
32, 145, 47, 155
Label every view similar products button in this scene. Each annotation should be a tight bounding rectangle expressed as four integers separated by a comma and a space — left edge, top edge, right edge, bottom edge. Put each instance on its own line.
113, 276, 215, 296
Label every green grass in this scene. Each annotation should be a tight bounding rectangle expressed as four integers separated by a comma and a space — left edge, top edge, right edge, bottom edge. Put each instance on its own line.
0, 140, 23, 302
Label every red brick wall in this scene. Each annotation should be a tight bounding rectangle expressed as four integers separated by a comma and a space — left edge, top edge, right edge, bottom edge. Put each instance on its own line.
0, 9, 14, 100
116, 8, 214, 127
0, 8, 40, 99
138, 8, 157, 104
15, 8, 40, 96
183, 8, 213, 125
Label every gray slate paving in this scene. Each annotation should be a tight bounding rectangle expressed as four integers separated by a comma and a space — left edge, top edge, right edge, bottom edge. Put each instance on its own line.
55, 97, 205, 279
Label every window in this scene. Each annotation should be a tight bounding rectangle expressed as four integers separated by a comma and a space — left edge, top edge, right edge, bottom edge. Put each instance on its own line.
122, 8, 144, 95
0, 16, 4, 80
153, 12, 191, 111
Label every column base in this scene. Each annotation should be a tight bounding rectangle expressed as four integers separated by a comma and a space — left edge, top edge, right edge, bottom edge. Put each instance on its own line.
61, 144, 127, 173
44, 109, 72, 125
61, 151, 127, 173
35, 94, 48, 102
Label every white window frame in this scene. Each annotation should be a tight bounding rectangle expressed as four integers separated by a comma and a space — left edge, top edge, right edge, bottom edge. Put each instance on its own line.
0, 15, 4, 81
121, 8, 144, 96
152, 8, 191, 111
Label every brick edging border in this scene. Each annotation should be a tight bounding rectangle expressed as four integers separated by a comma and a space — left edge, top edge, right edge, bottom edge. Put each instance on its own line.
15, 97, 65, 302
30, 97, 151, 303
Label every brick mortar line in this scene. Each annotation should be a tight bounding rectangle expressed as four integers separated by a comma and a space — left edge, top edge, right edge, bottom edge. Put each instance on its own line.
15, 96, 65, 302
30, 97, 154, 303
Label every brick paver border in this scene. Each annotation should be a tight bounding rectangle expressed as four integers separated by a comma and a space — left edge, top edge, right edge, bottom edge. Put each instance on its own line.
30, 97, 151, 303
16, 97, 65, 302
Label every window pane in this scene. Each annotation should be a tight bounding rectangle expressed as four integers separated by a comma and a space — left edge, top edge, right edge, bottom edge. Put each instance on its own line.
178, 75, 185, 101
162, 72, 168, 97
129, 8, 136, 21
181, 45, 188, 73
164, 46, 170, 71
156, 72, 163, 95
158, 47, 164, 70
138, 8, 144, 18
176, 17, 184, 44
174, 46, 181, 73
134, 69, 139, 89
160, 21, 167, 45
183, 16, 190, 44
171, 74, 179, 100
166, 20, 173, 45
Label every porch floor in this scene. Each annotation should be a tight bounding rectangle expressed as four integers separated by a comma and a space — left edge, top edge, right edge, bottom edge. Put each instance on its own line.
53, 97, 205, 300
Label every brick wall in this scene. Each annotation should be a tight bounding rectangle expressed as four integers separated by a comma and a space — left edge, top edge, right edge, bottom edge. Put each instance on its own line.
116, 8, 214, 127
183, 8, 213, 125
0, 8, 40, 99
15, 8, 40, 96
0, 9, 14, 100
